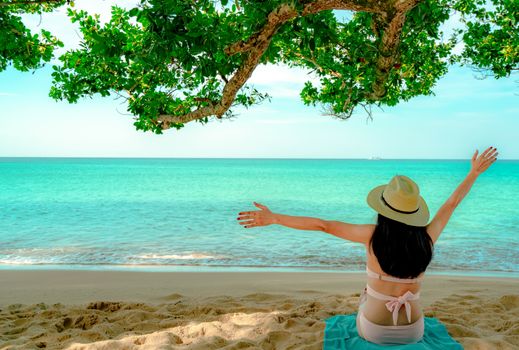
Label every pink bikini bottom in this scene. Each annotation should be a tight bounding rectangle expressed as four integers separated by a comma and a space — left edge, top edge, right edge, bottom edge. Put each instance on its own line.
356, 311, 424, 345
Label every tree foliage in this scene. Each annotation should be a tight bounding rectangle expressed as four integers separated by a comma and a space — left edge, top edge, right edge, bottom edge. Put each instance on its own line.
0, 0, 65, 72
453, 0, 518, 78
1, 0, 518, 134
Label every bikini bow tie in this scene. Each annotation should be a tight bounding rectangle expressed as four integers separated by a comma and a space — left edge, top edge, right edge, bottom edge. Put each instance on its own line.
385, 291, 415, 326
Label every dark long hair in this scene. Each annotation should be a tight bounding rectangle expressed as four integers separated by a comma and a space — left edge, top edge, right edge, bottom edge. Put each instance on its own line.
369, 214, 434, 279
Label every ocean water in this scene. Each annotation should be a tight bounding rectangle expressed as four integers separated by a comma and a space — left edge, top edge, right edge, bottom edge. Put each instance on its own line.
0, 158, 518, 275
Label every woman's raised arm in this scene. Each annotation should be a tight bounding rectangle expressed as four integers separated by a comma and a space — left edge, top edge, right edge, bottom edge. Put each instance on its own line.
426, 146, 498, 243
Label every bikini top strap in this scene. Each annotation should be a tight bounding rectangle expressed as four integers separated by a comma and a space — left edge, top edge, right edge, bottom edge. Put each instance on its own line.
365, 284, 421, 301
366, 266, 424, 284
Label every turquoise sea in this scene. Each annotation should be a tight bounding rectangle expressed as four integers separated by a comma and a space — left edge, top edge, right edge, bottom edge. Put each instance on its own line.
0, 158, 518, 275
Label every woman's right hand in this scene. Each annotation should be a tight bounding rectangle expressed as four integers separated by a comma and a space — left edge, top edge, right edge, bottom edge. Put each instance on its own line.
470, 146, 498, 176
237, 202, 276, 228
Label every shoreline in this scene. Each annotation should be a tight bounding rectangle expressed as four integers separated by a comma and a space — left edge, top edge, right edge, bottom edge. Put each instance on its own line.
1, 270, 517, 349
1, 265, 518, 279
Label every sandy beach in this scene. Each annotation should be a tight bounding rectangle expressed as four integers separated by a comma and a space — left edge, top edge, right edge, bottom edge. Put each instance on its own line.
0, 270, 517, 349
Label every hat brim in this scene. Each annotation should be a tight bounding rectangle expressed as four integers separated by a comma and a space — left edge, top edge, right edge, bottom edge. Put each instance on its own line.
366, 185, 430, 227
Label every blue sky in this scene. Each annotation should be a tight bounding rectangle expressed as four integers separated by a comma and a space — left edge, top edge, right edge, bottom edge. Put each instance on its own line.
0, 1, 517, 159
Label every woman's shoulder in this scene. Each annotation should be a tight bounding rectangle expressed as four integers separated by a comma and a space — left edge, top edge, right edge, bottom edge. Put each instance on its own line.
349, 223, 377, 245
366, 224, 376, 236
359, 224, 377, 232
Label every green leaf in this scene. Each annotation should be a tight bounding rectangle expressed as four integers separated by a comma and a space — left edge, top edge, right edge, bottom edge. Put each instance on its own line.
1, 0, 516, 134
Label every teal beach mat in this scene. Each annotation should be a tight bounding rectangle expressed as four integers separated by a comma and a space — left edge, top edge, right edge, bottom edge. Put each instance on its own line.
324, 314, 463, 349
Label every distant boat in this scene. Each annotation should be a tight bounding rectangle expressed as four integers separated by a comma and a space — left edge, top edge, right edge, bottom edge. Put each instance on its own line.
369, 156, 382, 160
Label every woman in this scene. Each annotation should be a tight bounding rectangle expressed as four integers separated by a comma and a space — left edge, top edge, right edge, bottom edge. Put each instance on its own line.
236, 147, 498, 345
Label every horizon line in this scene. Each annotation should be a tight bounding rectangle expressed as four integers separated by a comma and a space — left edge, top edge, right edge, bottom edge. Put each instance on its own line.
0, 156, 517, 161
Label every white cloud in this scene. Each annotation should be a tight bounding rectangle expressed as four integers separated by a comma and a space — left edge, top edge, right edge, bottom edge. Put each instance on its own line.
249, 63, 321, 86
20, 0, 141, 56
439, 11, 463, 38
246, 64, 323, 100
256, 85, 302, 99
74, 0, 140, 22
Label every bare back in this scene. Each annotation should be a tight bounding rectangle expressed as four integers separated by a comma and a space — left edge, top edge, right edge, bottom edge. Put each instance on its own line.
361, 224, 426, 326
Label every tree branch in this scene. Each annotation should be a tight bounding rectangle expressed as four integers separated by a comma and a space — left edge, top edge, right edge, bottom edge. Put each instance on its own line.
224, 0, 384, 56
368, 0, 422, 99
158, 0, 422, 129
159, 2, 300, 129
292, 51, 343, 79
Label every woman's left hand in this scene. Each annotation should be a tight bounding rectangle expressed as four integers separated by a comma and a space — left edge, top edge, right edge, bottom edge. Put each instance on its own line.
237, 202, 275, 228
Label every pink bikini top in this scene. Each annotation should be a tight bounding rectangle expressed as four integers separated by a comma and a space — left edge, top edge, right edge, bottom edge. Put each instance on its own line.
366, 267, 424, 284
365, 267, 423, 326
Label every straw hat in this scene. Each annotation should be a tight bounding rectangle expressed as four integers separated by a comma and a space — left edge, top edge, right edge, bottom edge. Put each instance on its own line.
366, 175, 430, 227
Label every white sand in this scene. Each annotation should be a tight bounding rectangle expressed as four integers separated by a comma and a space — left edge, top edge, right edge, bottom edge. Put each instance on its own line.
0, 270, 517, 349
